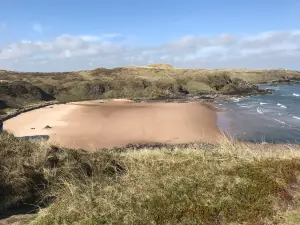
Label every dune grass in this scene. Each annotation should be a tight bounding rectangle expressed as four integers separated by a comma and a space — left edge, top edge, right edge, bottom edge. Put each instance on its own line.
1, 132, 300, 224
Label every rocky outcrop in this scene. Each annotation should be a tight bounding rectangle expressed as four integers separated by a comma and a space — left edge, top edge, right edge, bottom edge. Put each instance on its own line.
0, 82, 55, 110
220, 78, 271, 95
269, 78, 300, 86
0, 81, 54, 101
205, 74, 270, 96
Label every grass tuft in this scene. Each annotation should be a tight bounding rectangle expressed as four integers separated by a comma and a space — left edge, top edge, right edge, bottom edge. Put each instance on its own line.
1, 132, 300, 224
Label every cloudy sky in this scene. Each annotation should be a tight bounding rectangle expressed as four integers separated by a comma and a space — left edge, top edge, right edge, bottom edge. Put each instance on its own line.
0, 0, 299, 72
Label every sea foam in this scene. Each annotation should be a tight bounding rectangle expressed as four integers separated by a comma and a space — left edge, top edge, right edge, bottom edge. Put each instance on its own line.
277, 103, 287, 109
257, 107, 263, 114
273, 118, 286, 124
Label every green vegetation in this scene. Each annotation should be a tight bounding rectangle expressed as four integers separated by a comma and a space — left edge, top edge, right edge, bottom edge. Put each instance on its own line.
0, 81, 55, 116
3, 66, 291, 115
1, 132, 300, 224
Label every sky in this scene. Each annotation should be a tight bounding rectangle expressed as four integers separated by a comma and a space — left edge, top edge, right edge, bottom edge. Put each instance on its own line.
0, 0, 300, 72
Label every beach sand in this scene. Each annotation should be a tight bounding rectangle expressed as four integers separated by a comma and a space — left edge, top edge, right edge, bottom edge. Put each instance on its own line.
4, 100, 222, 150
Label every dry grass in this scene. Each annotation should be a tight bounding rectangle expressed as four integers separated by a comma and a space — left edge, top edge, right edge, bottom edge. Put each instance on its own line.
1, 132, 300, 224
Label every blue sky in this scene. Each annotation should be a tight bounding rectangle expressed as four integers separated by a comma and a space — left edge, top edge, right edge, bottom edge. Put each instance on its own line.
0, 0, 300, 71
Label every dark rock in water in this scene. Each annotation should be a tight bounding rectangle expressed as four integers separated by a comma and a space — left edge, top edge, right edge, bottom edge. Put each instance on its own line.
44, 125, 52, 129
269, 78, 300, 86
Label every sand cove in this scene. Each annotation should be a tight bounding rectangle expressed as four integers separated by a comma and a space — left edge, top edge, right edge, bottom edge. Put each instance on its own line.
3, 100, 222, 150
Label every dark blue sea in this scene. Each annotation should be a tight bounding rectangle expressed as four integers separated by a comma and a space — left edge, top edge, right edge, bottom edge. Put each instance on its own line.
217, 84, 300, 143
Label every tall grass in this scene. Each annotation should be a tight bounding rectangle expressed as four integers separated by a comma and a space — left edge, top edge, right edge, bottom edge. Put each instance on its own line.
1, 132, 300, 224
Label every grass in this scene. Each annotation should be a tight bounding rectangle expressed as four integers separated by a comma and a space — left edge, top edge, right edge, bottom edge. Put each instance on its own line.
0, 66, 299, 121
1, 132, 300, 224
1, 66, 300, 109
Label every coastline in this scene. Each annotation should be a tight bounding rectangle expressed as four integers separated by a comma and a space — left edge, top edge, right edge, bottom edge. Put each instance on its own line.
1, 101, 58, 121
3, 100, 223, 150
216, 86, 300, 144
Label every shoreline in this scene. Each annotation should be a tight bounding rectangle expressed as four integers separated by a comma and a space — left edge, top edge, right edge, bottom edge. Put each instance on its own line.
1, 101, 58, 122
3, 100, 223, 150
3, 99, 300, 149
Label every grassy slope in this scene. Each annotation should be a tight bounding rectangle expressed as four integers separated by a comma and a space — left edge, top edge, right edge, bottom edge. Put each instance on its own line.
1, 132, 300, 225
1, 67, 300, 84
1, 67, 300, 104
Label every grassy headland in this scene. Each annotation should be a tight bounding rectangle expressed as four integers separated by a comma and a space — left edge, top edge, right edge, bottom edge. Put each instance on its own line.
1, 65, 300, 117
1, 132, 300, 224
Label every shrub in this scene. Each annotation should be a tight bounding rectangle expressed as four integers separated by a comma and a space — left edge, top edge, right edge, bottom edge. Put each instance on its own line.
185, 81, 216, 94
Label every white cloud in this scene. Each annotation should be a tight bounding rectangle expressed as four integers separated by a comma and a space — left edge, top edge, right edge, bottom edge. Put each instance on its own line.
32, 23, 43, 33
0, 30, 300, 71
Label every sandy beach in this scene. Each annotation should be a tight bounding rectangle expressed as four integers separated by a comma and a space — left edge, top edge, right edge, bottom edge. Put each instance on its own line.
4, 100, 222, 150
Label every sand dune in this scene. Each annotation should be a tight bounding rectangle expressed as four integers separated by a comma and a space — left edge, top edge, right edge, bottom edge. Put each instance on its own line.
4, 101, 222, 150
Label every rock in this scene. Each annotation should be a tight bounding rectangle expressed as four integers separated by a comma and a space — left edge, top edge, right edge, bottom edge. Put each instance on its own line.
0, 100, 8, 110
31, 128, 35, 130
269, 78, 300, 86
0, 81, 55, 101
44, 125, 52, 129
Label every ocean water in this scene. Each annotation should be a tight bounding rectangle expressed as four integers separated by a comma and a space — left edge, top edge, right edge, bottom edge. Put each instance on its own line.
217, 84, 300, 143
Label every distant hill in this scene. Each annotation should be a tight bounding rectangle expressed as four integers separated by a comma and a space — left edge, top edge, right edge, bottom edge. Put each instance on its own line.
0, 65, 299, 116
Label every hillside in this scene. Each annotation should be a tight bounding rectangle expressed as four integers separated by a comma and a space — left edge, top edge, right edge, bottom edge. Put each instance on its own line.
1, 132, 300, 224
1, 65, 300, 118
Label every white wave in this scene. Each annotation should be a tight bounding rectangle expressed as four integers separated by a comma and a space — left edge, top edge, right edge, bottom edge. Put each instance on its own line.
277, 103, 287, 109
232, 97, 241, 102
293, 93, 300, 97
273, 118, 286, 124
293, 116, 300, 120
260, 102, 268, 105
218, 104, 223, 106
257, 107, 263, 114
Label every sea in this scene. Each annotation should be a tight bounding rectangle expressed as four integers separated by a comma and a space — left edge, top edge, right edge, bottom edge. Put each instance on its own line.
217, 84, 300, 143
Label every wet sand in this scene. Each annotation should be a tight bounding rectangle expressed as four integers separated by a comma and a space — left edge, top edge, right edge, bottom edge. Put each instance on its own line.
4, 100, 222, 150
